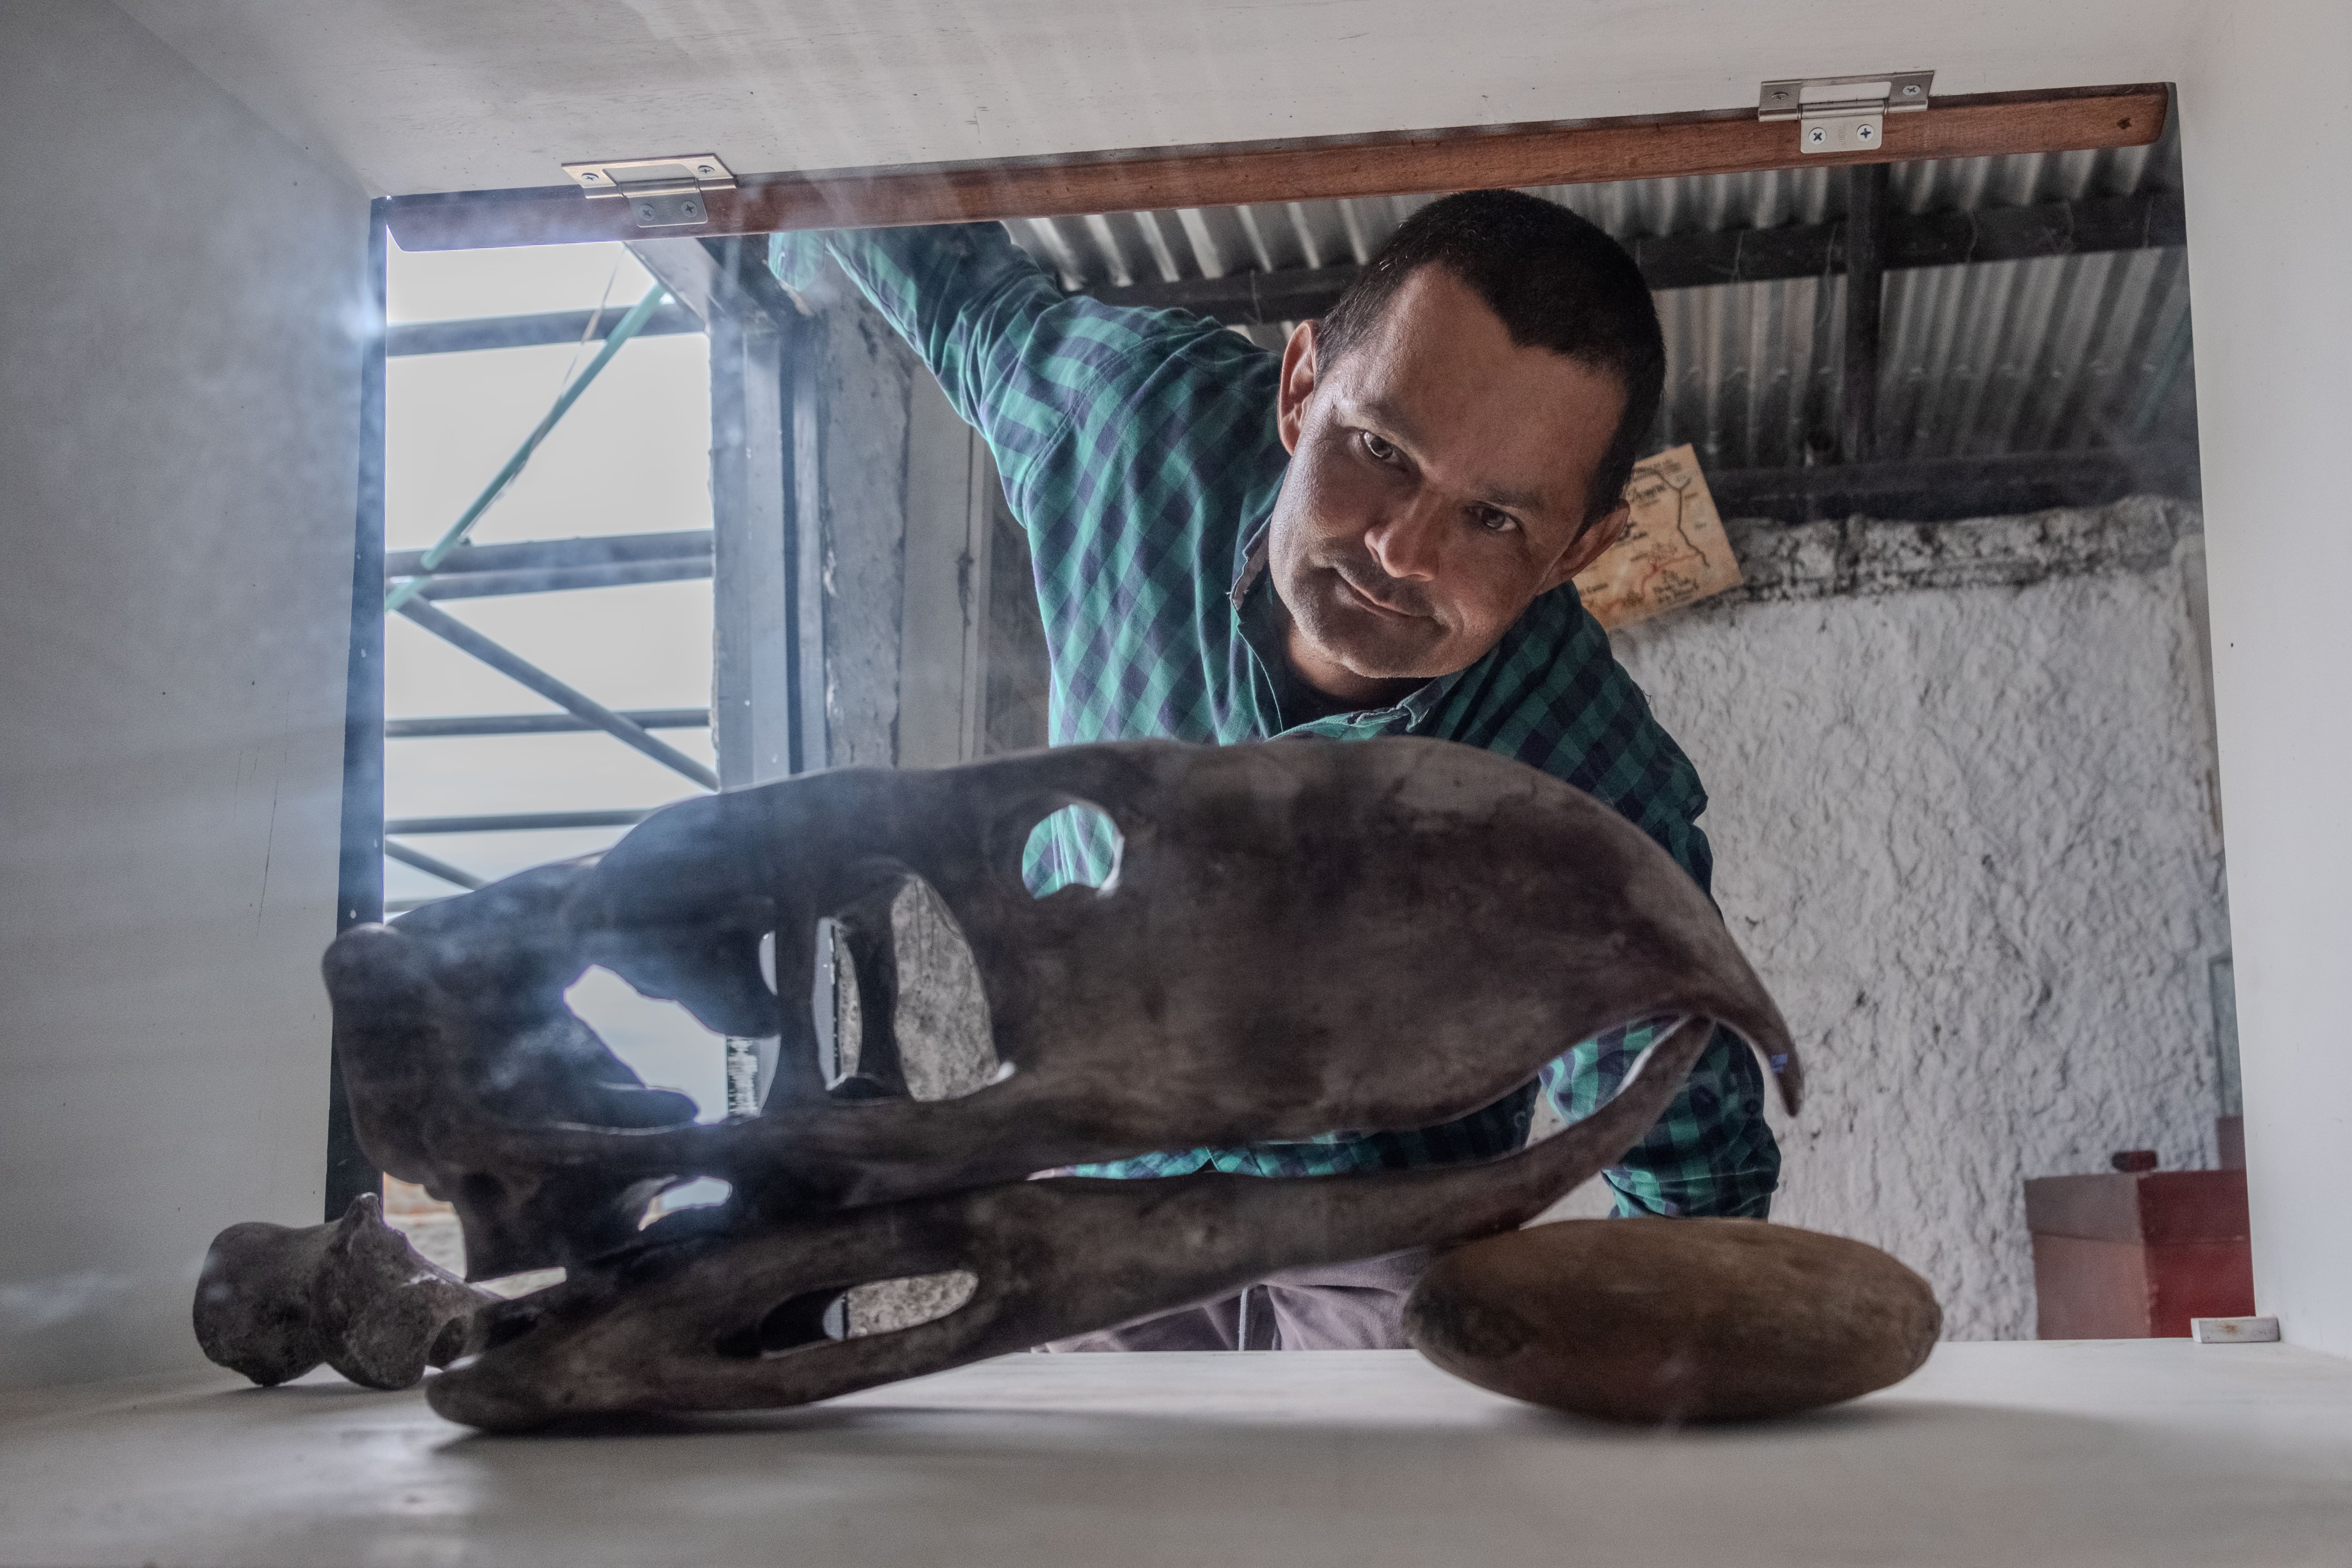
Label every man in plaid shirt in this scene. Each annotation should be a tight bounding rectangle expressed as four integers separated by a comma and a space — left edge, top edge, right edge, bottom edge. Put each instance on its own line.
771, 190, 1779, 1349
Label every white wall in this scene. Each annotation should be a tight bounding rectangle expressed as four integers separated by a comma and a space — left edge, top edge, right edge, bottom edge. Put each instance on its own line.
2177, 0, 2352, 1358
1613, 501, 2226, 1338
0, 3, 369, 1386
116, 0, 2196, 196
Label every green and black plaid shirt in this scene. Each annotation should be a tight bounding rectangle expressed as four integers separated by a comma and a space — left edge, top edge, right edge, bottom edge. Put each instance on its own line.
773, 223, 1778, 1218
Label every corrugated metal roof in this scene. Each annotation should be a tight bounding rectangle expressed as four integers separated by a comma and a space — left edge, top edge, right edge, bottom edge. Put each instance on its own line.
1007, 120, 2194, 471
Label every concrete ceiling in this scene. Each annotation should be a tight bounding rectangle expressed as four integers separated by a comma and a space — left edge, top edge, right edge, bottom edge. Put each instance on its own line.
114, 1, 2200, 198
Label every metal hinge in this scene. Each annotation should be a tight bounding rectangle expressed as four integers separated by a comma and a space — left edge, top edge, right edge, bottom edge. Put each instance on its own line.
560, 154, 737, 228
1758, 71, 1933, 155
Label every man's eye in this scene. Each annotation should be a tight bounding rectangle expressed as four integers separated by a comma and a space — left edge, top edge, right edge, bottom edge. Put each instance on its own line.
1473, 507, 1517, 533
1360, 432, 1398, 463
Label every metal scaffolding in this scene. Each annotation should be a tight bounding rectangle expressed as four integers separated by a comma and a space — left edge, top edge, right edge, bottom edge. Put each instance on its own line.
354, 236, 807, 911
329, 215, 812, 1213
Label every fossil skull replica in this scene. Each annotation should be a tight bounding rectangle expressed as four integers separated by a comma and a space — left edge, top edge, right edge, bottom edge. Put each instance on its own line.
201, 737, 1815, 1430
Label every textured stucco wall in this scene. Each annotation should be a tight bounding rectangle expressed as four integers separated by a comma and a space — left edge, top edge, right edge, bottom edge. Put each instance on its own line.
806, 290, 915, 771
1612, 498, 2229, 1339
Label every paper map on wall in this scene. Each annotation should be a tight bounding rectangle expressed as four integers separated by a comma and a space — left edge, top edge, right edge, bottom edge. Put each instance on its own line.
1573, 444, 1743, 631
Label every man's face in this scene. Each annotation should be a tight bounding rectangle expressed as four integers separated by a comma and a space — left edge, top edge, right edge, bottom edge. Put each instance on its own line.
1268, 266, 1632, 701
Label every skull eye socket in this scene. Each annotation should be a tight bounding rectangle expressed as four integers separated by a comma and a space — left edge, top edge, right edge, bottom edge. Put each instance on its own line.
1019, 801, 1123, 899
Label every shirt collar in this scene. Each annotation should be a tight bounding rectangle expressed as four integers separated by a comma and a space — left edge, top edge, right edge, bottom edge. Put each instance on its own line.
1229, 517, 1272, 610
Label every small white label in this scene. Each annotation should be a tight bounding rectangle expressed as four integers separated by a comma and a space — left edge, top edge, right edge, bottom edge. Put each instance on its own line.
2192, 1315, 2280, 1344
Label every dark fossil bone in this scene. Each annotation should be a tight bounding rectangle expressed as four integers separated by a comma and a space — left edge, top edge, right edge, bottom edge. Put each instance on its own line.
194, 1192, 493, 1390
427, 1017, 1717, 1430
325, 739, 1799, 1274
209, 736, 1810, 1425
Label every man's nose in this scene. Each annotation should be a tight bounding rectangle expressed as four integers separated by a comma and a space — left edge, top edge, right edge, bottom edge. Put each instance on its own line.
1364, 497, 1447, 582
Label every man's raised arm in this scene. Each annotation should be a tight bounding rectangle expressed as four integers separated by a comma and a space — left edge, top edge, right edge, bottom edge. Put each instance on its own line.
770, 223, 1160, 517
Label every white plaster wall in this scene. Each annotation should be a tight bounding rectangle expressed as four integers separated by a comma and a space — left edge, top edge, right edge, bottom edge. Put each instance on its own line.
1612, 501, 2228, 1338
0, 3, 369, 1385
2177, 0, 2352, 1358
118, 0, 2196, 196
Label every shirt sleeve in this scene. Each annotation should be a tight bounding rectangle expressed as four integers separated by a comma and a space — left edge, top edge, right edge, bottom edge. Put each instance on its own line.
1541, 1016, 1781, 1219
770, 223, 1201, 532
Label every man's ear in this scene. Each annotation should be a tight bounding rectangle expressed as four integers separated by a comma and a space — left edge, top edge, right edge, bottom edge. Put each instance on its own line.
1542, 502, 1631, 592
1276, 320, 1320, 455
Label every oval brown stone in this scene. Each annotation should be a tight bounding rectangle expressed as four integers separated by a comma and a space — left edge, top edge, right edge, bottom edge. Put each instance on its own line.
1404, 1218, 1941, 1424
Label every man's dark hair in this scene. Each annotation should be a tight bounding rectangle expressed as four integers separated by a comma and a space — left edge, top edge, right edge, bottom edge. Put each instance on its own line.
1317, 189, 1665, 526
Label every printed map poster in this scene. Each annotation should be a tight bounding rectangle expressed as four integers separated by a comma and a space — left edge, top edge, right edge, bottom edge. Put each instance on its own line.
1573, 444, 1743, 631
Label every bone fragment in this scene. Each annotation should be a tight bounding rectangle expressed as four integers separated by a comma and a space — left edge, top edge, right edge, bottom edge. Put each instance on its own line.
194, 1193, 494, 1390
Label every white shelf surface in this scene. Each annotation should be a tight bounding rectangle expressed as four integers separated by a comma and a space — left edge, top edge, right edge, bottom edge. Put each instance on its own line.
4, 1339, 2349, 1567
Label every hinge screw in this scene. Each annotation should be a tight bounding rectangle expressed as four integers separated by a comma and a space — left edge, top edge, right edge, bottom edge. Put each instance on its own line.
639, 204, 656, 220
697, 164, 715, 175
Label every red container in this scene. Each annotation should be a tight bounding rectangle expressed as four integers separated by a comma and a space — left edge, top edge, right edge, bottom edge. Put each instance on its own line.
2023, 1168, 2254, 1338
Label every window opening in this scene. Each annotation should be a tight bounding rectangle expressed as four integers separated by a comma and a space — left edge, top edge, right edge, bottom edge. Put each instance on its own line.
364, 235, 793, 1265
343, 95, 2225, 1346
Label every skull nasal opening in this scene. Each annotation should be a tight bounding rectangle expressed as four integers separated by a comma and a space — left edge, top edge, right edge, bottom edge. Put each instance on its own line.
811, 874, 1000, 1102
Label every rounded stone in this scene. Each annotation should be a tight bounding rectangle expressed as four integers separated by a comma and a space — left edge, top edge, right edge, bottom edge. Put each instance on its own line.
1404, 1218, 1941, 1424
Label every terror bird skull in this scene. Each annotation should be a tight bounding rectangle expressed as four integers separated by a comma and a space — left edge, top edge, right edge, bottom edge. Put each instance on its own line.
225, 736, 1802, 1429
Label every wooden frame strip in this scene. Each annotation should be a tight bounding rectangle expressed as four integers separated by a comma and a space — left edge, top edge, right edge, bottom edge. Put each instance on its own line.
387, 85, 2166, 253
